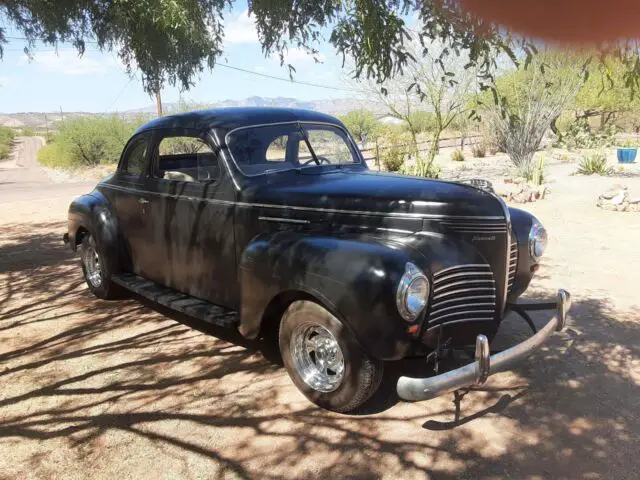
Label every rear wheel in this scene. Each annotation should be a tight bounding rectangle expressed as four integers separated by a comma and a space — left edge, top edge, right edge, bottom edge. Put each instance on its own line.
79, 233, 121, 300
279, 300, 383, 412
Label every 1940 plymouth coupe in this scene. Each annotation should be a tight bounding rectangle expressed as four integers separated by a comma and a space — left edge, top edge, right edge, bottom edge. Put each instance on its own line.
64, 107, 570, 412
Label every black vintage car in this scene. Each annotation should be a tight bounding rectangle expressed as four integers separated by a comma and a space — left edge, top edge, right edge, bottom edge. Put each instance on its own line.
64, 107, 570, 412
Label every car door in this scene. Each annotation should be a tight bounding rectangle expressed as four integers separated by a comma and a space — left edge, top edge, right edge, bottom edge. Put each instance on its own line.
144, 129, 238, 308
106, 132, 159, 278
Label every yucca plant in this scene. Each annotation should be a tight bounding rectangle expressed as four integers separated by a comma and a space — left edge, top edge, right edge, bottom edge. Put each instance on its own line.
577, 151, 614, 175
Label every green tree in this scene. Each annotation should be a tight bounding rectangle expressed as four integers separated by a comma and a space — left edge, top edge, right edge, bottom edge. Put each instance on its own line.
340, 109, 378, 148
3, 1, 640, 100
362, 37, 475, 177
573, 59, 640, 129
37, 116, 141, 168
0, 126, 16, 160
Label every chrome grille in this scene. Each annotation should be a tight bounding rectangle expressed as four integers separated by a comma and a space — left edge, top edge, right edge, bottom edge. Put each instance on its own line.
427, 264, 496, 329
439, 219, 506, 234
508, 240, 518, 293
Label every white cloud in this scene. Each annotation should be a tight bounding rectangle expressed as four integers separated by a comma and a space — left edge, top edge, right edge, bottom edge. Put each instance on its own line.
18, 50, 106, 76
273, 47, 326, 66
0, 76, 9, 87
225, 9, 259, 44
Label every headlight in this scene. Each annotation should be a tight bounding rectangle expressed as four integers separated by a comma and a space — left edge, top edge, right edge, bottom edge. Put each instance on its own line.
529, 222, 548, 260
396, 263, 430, 321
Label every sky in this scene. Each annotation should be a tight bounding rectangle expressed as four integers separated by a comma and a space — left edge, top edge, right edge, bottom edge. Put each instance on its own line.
0, 5, 354, 114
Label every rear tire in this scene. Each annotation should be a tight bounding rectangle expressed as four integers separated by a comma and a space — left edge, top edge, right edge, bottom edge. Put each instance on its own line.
79, 232, 121, 300
279, 300, 383, 412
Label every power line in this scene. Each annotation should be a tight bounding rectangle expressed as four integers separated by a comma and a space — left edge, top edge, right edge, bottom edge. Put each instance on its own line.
213, 62, 354, 92
104, 76, 135, 112
5, 38, 355, 92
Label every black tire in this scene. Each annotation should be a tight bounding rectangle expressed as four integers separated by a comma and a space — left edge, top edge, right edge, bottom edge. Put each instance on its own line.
279, 300, 384, 413
79, 232, 121, 300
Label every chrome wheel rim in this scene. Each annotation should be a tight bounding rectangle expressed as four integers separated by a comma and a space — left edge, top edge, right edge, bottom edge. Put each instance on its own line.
290, 324, 345, 393
82, 241, 103, 288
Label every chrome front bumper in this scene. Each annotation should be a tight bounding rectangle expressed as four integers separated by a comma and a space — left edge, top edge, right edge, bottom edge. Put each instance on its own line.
397, 289, 571, 402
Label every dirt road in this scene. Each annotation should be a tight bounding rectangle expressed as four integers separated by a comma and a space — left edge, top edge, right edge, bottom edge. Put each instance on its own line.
0, 137, 95, 204
0, 143, 638, 479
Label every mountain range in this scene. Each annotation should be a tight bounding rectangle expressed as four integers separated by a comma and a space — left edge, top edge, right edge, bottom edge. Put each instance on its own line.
0, 96, 382, 129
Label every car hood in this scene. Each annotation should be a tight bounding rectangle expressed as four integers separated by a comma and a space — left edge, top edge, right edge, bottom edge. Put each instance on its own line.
241, 169, 506, 219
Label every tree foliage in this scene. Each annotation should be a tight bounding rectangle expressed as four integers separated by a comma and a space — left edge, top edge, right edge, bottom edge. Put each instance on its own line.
339, 109, 378, 147
4, 1, 640, 98
0, 126, 16, 160
37, 116, 141, 168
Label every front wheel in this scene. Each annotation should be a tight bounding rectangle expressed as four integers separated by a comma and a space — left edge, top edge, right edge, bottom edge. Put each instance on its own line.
79, 232, 121, 300
279, 300, 383, 412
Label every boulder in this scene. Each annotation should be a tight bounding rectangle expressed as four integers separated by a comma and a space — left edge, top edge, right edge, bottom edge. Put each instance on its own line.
597, 186, 638, 213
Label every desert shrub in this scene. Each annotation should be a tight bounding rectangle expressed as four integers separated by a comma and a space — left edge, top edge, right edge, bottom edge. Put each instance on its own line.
381, 146, 405, 172
471, 143, 486, 158
0, 126, 16, 159
451, 149, 465, 162
577, 151, 613, 175
37, 116, 141, 168
560, 118, 617, 149
618, 138, 639, 148
378, 130, 412, 172
20, 127, 35, 137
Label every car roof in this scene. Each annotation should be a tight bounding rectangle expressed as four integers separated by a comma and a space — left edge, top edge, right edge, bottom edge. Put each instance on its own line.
133, 107, 342, 135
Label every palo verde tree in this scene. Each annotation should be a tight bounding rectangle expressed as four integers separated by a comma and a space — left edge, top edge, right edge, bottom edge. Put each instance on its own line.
359, 37, 476, 177
340, 109, 378, 148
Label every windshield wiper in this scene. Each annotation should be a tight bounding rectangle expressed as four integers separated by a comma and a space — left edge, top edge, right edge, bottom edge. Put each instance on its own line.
298, 123, 321, 166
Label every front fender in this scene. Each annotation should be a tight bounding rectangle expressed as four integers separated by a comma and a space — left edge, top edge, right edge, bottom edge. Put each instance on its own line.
508, 207, 537, 300
238, 232, 419, 360
68, 190, 121, 268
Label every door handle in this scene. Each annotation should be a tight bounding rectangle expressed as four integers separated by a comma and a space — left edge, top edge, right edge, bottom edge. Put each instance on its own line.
138, 198, 150, 205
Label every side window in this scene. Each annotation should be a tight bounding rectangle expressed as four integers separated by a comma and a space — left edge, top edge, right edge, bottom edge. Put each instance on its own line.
122, 138, 149, 176
265, 135, 288, 162
154, 135, 219, 182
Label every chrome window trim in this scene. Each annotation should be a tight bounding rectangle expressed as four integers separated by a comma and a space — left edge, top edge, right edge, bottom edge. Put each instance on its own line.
223, 121, 364, 178
258, 216, 310, 225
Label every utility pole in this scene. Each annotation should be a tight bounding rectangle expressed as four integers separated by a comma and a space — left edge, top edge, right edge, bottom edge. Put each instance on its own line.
59, 106, 64, 122
155, 90, 163, 117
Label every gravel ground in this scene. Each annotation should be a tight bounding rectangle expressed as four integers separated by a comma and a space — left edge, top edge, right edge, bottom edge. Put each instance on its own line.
0, 140, 639, 479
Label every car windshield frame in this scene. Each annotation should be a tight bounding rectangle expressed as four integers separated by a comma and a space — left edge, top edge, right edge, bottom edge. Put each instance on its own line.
222, 121, 363, 178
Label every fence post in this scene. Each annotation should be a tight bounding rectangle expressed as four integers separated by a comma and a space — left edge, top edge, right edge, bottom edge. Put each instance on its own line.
375, 138, 380, 171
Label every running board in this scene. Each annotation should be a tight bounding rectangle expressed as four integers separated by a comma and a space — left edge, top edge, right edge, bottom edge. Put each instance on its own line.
112, 273, 238, 328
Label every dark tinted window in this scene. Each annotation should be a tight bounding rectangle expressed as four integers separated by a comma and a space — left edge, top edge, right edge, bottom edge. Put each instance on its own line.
153, 135, 219, 182
122, 138, 149, 176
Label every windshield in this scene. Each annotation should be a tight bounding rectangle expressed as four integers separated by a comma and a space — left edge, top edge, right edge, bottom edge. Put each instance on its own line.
225, 122, 360, 176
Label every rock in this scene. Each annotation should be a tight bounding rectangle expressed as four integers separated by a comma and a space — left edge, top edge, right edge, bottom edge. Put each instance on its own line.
628, 197, 640, 204
601, 184, 627, 199
611, 191, 628, 205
